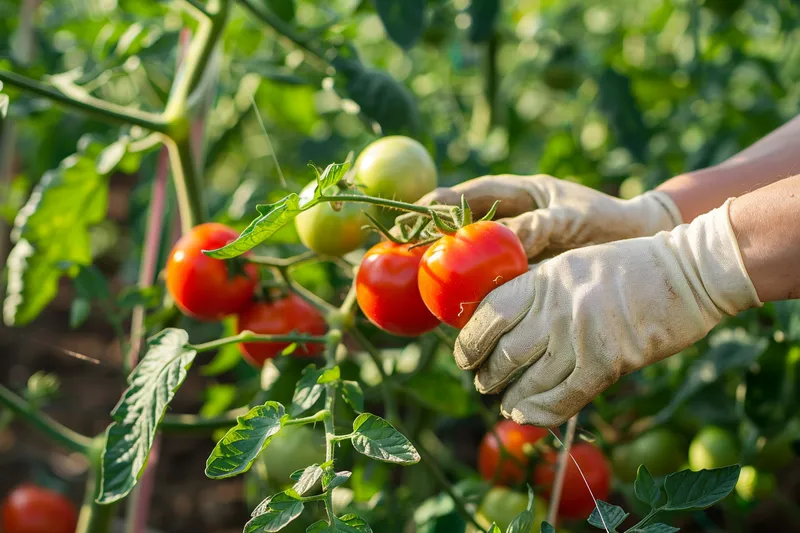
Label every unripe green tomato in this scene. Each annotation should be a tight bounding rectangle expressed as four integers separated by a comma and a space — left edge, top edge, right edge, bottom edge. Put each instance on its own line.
294, 181, 375, 256
689, 426, 740, 471
612, 428, 688, 482
353, 136, 438, 204
261, 425, 325, 487
468, 487, 549, 533
735, 466, 777, 501
754, 421, 799, 471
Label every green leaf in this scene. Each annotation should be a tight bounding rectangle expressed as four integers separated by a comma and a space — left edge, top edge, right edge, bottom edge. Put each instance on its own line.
587, 501, 628, 531
69, 298, 91, 329
340, 381, 364, 413
304, 514, 373, 532
4, 135, 128, 326
404, 369, 476, 417
264, 0, 295, 22
506, 510, 534, 533
323, 468, 352, 490
488, 525, 502, 533
634, 465, 661, 507
340, 65, 421, 136
663, 466, 741, 511
246, 492, 304, 533
653, 338, 767, 424
540, 523, 555, 533
373, 0, 425, 50
291, 365, 325, 417
97, 329, 196, 503
291, 464, 324, 496
73, 265, 111, 300
205, 402, 286, 479
630, 525, 680, 533
351, 413, 420, 465
204, 162, 350, 259
468, 0, 500, 43
318, 366, 341, 384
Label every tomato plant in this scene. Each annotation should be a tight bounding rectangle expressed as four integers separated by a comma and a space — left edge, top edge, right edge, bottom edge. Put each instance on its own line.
418, 221, 529, 328
166, 223, 259, 321
236, 293, 328, 367
478, 420, 549, 486
1, 485, 78, 533
356, 241, 440, 336
534, 443, 612, 521
353, 136, 438, 204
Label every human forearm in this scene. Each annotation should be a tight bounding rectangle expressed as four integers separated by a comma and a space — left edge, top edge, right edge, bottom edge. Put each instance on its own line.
729, 174, 800, 302
657, 115, 800, 221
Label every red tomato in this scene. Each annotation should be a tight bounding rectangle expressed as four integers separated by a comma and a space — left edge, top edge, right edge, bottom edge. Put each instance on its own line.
533, 443, 612, 520
166, 223, 259, 321
478, 420, 549, 486
2, 484, 78, 533
356, 241, 440, 336
417, 221, 528, 328
236, 293, 328, 367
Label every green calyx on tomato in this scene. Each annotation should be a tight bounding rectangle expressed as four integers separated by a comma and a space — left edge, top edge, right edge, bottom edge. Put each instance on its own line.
2, 484, 78, 533
236, 292, 327, 367
356, 240, 440, 337
166, 223, 259, 321
688, 426, 740, 471
353, 136, 438, 204
612, 428, 688, 482
294, 180, 375, 257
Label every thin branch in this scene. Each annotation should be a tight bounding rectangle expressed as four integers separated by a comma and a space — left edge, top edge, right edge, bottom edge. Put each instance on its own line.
0, 384, 92, 454
547, 416, 579, 527
275, 266, 337, 313
0, 70, 168, 132
180, 0, 212, 18
190, 331, 329, 352
246, 250, 318, 268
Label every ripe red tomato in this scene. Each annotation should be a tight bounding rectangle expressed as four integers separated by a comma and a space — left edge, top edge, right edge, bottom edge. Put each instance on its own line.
166, 223, 259, 321
236, 293, 328, 367
2, 484, 78, 533
418, 221, 528, 328
478, 420, 549, 486
533, 443, 612, 520
356, 241, 440, 336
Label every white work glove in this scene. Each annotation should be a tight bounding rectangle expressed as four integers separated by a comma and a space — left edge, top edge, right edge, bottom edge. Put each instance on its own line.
414, 174, 683, 258
453, 200, 762, 427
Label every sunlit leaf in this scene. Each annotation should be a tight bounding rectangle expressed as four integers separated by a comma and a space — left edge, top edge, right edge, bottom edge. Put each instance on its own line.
290, 464, 324, 496
97, 329, 196, 503
634, 465, 661, 508
340, 381, 364, 413
290, 365, 325, 416
246, 492, 304, 533
587, 500, 627, 531
663, 466, 741, 511
350, 413, 420, 465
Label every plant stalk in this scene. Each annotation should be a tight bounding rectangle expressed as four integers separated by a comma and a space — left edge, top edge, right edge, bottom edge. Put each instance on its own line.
76, 438, 118, 533
547, 415, 578, 527
190, 331, 329, 352
165, 135, 206, 233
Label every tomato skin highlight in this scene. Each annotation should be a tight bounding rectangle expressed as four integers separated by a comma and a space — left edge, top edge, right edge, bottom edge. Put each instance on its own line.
478, 420, 548, 486
356, 241, 440, 336
354, 136, 438, 204
166, 223, 259, 321
2, 484, 78, 533
236, 293, 327, 367
418, 221, 528, 328
533, 443, 612, 520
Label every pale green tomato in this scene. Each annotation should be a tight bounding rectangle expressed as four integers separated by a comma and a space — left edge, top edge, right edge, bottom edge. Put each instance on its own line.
294, 181, 375, 256
353, 136, 437, 204
735, 466, 776, 501
689, 426, 740, 471
467, 487, 550, 533
612, 428, 687, 482
261, 424, 325, 487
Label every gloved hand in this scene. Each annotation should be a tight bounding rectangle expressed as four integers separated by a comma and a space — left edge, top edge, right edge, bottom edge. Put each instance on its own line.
453, 199, 762, 427
411, 174, 683, 258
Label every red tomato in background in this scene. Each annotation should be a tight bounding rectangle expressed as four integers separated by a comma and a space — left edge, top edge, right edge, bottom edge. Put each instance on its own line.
534, 443, 611, 520
2, 484, 78, 533
418, 221, 528, 328
356, 241, 440, 336
478, 420, 549, 486
166, 223, 259, 321
236, 293, 327, 367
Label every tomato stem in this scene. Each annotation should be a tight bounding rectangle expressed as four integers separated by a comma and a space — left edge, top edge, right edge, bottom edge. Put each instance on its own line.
246, 250, 318, 268
190, 331, 329, 352
546, 415, 578, 527
0, 384, 92, 455
77, 437, 118, 533
321, 193, 432, 215
166, 135, 206, 234
275, 266, 338, 313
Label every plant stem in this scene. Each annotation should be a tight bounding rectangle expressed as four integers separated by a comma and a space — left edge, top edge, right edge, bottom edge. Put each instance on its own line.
77, 437, 118, 533
165, 136, 207, 233
180, 0, 212, 18
0, 70, 168, 132
321, 193, 432, 215
285, 410, 330, 426
275, 266, 337, 313
628, 509, 660, 531
190, 331, 329, 352
246, 250, 318, 268
0, 384, 92, 454
547, 415, 578, 527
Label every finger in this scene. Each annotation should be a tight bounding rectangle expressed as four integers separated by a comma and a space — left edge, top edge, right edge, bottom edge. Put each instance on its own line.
496, 348, 576, 412
472, 327, 549, 394
420, 175, 541, 218
416, 187, 463, 208
498, 207, 563, 259
453, 271, 535, 371
502, 364, 616, 428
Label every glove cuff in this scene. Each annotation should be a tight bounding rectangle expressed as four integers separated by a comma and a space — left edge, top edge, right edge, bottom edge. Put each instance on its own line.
633, 190, 684, 230
676, 198, 763, 315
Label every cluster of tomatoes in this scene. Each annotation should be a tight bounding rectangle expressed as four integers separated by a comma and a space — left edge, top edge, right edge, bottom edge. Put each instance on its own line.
476, 420, 611, 527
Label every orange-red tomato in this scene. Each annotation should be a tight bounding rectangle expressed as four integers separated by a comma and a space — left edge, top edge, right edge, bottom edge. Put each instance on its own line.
236, 293, 327, 367
418, 221, 528, 328
533, 443, 612, 520
478, 420, 549, 486
356, 241, 440, 336
2, 484, 78, 533
166, 223, 259, 321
